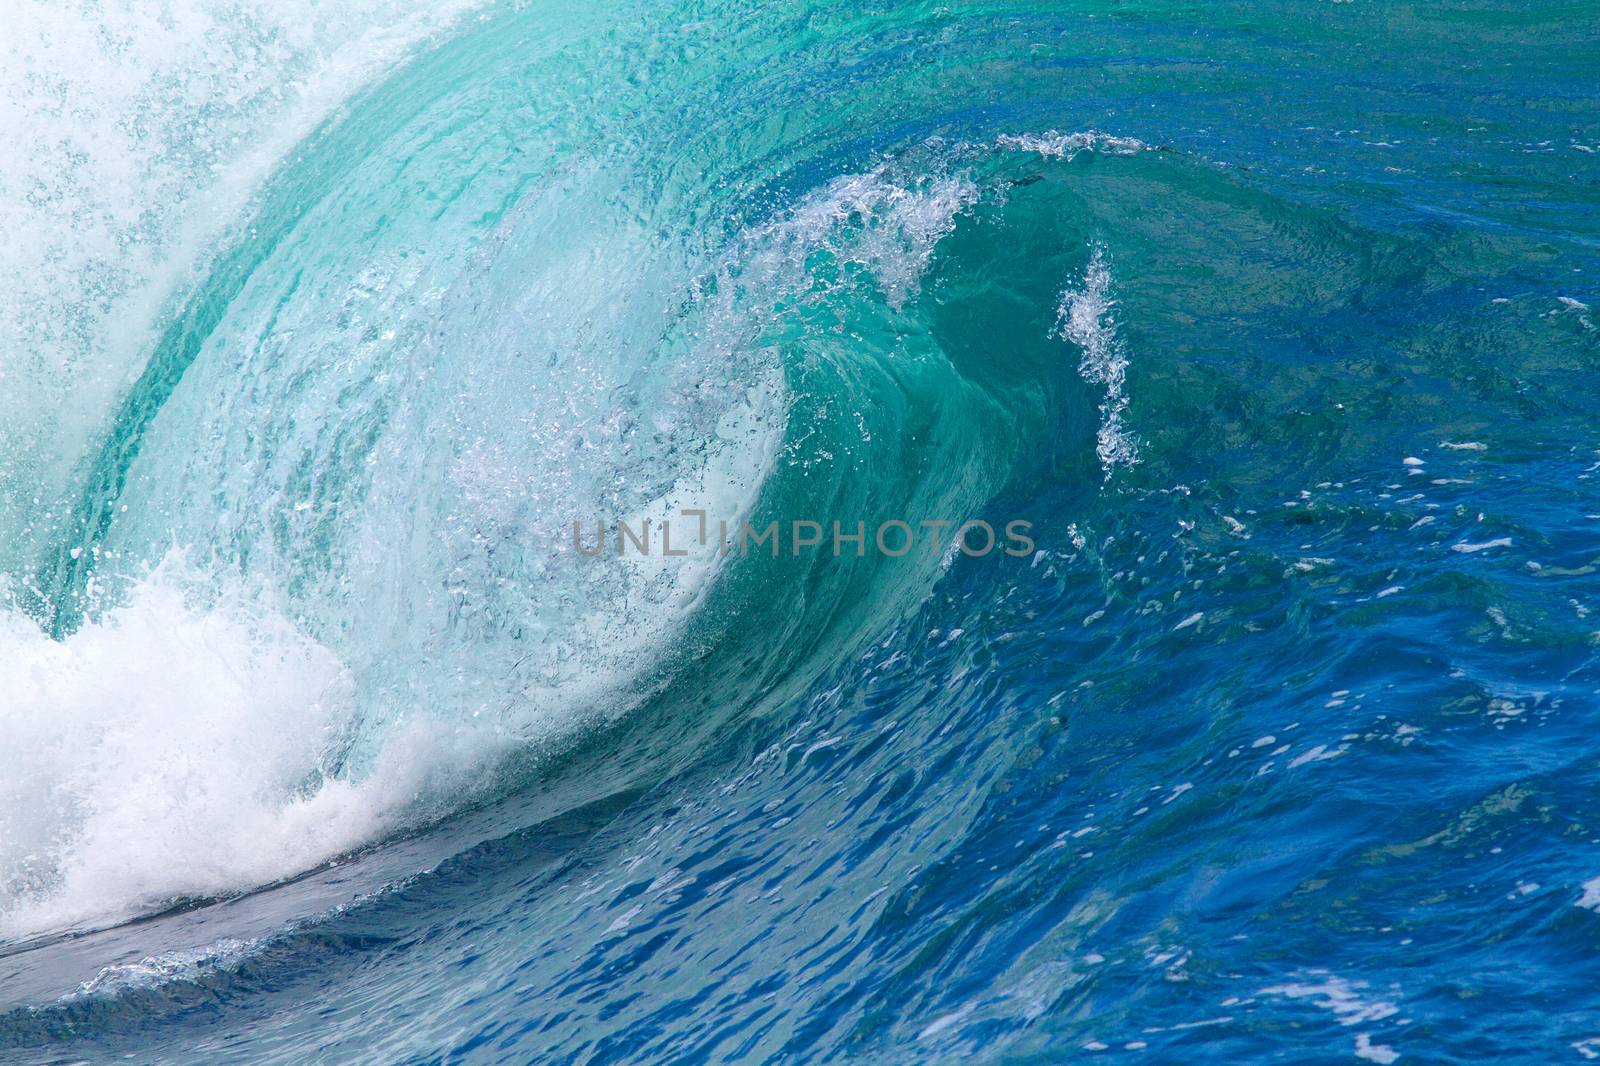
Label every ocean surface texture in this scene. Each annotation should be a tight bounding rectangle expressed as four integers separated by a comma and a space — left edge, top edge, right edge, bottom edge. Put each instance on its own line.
3, 1, 1599, 1062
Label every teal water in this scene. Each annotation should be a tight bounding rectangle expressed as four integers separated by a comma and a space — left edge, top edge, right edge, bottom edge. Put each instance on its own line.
2, 1, 1599, 1061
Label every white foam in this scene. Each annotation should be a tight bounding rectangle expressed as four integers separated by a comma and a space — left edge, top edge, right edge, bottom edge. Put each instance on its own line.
1356, 1032, 1401, 1064
1452, 537, 1512, 554
0, 557, 466, 940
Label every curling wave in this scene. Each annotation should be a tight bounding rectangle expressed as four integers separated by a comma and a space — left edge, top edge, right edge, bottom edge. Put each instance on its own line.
8, 3, 1594, 1063
0, 0, 1149, 940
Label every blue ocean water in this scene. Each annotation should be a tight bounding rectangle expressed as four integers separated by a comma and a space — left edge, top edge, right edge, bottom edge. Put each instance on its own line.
2, 1, 1599, 1062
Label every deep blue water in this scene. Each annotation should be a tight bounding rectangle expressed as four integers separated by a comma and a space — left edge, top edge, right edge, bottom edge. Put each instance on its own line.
2, 1, 1599, 1062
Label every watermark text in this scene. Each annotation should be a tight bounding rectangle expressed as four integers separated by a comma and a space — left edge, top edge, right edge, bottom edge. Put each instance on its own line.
570, 512, 1035, 559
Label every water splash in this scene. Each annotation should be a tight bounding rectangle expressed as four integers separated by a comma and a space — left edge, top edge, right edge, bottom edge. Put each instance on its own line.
1057, 247, 1139, 475
996, 130, 1147, 160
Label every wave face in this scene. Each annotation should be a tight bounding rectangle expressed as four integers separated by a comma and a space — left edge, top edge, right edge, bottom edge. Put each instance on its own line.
3, 1, 1599, 1062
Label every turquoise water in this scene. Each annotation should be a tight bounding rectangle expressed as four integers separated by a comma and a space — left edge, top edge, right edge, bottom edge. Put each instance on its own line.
2, 1, 1599, 1061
